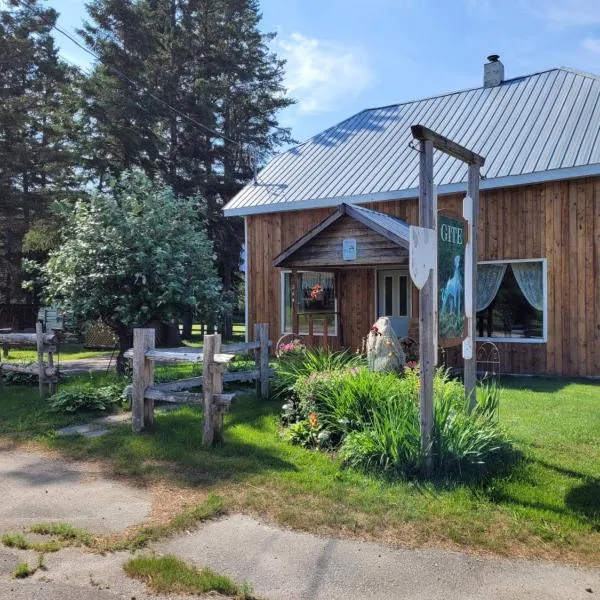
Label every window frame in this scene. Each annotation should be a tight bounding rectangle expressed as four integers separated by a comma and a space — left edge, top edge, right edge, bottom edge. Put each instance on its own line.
280, 270, 338, 337
476, 258, 548, 344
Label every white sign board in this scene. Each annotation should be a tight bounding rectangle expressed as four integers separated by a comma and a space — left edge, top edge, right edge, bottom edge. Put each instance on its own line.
342, 238, 357, 261
409, 226, 436, 289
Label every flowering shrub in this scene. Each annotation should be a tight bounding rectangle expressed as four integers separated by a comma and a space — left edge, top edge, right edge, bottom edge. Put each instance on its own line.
277, 338, 306, 356
281, 362, 511, 480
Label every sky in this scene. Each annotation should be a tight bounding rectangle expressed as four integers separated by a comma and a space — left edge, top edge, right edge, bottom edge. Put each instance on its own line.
47, 0, 600, 146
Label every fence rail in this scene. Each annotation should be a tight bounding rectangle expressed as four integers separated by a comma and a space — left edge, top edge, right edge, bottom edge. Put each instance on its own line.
128, 323, 272, 446
0, 323, 57, 399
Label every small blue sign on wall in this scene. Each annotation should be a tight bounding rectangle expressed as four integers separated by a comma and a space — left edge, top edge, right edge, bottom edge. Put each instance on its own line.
342, 238, 357, 260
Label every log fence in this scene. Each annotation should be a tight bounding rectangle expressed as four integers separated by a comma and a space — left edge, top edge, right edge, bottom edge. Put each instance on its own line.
0, 323, 58, 399
126, 323, 272, 446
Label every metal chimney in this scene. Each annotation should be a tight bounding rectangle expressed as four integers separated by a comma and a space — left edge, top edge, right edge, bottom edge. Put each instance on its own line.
484, 54, 504, 88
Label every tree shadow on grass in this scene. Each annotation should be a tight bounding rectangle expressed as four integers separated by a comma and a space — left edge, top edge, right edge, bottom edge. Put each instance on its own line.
49, 405, 297, 490
484, 456, 600, 531
496, 375, 591, 393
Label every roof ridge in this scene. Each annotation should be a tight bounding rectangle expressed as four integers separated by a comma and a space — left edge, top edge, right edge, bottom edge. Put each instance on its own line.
284, 67, 582, 154
357, 67, 574, 114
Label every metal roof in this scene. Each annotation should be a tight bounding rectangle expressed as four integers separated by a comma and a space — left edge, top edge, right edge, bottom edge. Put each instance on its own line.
348, 204, 410, 246
225, 68, 600, 216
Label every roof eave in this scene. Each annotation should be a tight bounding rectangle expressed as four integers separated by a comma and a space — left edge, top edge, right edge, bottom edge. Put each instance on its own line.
224, 163, 600, 217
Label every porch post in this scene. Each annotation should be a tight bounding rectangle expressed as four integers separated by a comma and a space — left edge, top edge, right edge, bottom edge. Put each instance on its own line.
292, 269, 300, 335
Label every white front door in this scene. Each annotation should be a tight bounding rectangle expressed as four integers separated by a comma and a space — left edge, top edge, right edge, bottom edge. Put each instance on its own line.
377, 270, 411, 338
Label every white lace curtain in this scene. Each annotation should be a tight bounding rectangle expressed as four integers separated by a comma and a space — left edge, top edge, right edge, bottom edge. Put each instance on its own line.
512, 262, 544, 311
476, 264, 507, 312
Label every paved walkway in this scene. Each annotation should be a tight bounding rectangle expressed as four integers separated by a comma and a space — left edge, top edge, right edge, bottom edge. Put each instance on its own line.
0, 448, 150, 535
0, 448, 598, 599
158, 514, 600, 600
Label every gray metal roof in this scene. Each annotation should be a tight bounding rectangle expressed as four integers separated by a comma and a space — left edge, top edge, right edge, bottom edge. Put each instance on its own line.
225, 68, 600, 216
348, 204, 410, 246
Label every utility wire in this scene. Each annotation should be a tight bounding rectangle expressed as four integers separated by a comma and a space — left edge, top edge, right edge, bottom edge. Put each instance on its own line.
11, 0, 242, 147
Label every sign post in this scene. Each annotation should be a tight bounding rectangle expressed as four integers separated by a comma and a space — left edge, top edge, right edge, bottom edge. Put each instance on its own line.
464, 165, 480, 410
411, 125, 485, 473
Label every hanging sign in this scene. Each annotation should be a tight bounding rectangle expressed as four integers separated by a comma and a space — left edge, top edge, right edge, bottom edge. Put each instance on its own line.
437, 210, 467, 347
342, 238, 357, 261
409, 226, 436, 289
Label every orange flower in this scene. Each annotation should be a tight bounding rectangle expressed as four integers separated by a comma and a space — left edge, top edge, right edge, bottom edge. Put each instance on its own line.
308, 412, 318, 428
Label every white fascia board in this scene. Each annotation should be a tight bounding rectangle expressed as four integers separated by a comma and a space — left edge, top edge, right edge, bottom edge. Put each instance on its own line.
223, 163, 600, 217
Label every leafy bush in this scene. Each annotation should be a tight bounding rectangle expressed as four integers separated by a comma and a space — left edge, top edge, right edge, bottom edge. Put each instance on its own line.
282, 355, 511, 480
273, 347, 365, 403
48, 383, 126, 413
0, 368, 38, 385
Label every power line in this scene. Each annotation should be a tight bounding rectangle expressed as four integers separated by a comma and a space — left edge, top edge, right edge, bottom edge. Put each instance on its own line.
11, 0, 242, 147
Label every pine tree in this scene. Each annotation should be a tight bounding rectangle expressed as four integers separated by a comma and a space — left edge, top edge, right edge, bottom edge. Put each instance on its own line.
80, 0, 294, 333
0, 0, 81, 303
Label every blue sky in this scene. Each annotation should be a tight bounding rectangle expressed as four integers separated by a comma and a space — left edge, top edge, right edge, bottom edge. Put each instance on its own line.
50, 0, 600, 145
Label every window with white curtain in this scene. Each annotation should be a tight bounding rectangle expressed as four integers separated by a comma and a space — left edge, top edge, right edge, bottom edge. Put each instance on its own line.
476, 259, 547, 342
281, 271, 337, 335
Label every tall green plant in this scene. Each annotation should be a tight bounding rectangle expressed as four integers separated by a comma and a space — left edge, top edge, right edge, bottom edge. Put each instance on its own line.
35, 172, 221, 373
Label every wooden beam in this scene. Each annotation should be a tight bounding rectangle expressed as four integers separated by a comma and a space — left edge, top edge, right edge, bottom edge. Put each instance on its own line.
36, 323, 45, 401
202, 333, 217, 447
411, 125, 485, 166
0, 332, 57, 346
0, 362, 57, 377
418, 138, 435, 474
464, 163, 480, 408
257, 323, 270, 399
132, 328, 155, 432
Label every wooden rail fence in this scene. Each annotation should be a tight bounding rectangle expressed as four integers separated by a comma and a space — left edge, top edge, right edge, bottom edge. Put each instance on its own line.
0, 323, 58, 399
126, 323, 272, 446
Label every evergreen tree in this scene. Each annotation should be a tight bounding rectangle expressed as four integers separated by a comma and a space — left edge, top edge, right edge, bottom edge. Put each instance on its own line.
0, 0, 81, 303
80, 0, 294, 333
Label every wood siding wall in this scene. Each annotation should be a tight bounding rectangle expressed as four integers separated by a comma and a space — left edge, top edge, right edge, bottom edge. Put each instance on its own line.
246, 177, 600, 376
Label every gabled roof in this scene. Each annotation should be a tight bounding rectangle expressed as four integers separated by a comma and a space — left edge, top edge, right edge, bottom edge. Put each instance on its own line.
225, 68, 600, 216
273, 203, 410, 268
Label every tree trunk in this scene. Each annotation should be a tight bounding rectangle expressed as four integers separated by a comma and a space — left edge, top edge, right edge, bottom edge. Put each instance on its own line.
116, 327, 133, 375
181, 308, 193, 339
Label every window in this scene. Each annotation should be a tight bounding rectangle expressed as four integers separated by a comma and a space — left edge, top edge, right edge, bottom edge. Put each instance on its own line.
476, 259, 547, 342
281, 271, 337, 335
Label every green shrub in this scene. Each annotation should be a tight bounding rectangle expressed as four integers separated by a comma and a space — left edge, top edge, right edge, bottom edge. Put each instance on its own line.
0, 368, 38, 385
48, 382, 125, 413
273, 347, 365, 402
283, 361, 511, 480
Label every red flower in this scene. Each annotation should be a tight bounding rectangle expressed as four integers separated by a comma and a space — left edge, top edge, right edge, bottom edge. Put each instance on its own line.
310, 284, 323, 300
308, 412, 318, 429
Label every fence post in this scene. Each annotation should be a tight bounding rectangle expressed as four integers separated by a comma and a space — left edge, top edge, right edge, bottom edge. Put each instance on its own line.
211, 333, 224, 444
202, 333, 216, 447
132, 328, 155, 433
256, 323, 269, 399
47, 338, 56, 396
36, 322, 45, 401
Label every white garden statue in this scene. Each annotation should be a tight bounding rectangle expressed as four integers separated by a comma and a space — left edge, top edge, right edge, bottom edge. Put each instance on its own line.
366, 316, 406, 374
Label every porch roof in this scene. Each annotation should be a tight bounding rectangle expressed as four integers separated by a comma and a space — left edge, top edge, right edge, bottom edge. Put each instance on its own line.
273, 203, 410, 269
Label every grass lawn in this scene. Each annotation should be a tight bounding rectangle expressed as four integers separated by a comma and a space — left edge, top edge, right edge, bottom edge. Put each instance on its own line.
2, 343, 111, 363
0, 374, 598, 564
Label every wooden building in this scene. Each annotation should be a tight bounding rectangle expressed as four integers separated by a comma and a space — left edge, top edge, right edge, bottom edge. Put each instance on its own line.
225, 59, 600, 377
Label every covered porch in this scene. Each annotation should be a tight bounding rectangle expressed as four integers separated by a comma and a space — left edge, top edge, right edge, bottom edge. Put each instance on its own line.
272, 203, 416, 351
